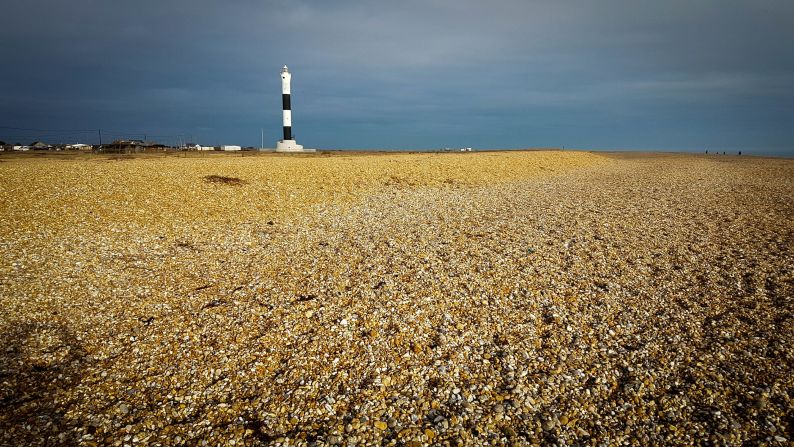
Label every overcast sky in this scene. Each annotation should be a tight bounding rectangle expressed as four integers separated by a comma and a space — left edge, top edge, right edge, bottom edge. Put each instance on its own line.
1, 0, 792, 154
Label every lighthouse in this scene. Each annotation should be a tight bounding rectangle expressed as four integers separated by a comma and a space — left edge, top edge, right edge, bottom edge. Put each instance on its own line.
276, 65, 305, 152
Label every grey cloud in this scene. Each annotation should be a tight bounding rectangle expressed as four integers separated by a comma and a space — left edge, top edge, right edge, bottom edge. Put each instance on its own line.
1, 0, 792, 153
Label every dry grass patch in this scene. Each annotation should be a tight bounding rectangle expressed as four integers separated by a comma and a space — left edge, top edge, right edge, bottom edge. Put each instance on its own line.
203, 175, 246, 185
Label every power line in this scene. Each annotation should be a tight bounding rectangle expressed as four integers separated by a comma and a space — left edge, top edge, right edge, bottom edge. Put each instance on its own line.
0, 125, 98, 132
0, 126, 182, 139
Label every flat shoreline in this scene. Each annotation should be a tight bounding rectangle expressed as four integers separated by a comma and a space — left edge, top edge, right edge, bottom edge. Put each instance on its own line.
2, 148, 791, 160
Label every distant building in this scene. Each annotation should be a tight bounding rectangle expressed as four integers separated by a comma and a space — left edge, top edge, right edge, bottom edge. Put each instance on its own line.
221, 145, 242, 151
66, 143, 92, 151
101, 140, 144, 153
29, 141, 52, 150
13, 145, 29, 151
184, 144, 221, 151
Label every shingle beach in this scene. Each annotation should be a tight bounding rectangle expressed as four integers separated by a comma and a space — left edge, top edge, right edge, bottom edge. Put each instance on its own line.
1, 151, 792, 446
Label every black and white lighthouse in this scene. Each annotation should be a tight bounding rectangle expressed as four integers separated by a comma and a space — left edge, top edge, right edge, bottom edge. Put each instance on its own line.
276, 65, 304, 152
281, 65, 292, 140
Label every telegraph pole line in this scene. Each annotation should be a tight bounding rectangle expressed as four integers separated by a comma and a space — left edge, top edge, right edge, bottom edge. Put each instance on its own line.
98, 129, 102, 145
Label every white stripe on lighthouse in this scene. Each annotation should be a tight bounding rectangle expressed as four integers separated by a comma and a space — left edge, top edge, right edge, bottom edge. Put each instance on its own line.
281, 74, 291, 95
282, 110, 292, 127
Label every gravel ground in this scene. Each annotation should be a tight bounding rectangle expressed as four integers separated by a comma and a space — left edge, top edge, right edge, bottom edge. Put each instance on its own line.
1, 151, 792, 446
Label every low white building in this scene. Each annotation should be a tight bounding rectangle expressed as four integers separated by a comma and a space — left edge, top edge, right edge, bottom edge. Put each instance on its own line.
221, 145, 241, 151
13, 146, 29, 151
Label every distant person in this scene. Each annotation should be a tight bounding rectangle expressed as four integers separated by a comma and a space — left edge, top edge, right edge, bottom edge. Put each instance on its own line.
738, 151, 742, 155
723, 151, 726, 155
705, 150, 709, 154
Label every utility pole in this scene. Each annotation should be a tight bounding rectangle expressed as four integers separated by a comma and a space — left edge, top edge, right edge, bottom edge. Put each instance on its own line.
261, 128, 264, 150
98, 129, 102, 145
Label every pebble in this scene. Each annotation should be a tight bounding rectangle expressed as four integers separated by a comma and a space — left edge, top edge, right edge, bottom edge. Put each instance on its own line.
2, 152, 791, 446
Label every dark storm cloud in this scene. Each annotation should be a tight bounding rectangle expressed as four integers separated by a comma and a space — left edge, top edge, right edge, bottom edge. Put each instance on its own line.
1, 0, 792, 153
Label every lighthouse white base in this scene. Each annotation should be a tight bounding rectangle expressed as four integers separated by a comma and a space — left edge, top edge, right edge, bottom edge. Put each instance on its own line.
275, 139, 306, 152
